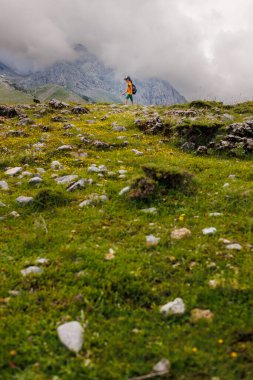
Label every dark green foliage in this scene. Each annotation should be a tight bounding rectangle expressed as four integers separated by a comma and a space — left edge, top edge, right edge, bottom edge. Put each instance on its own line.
175, 120, 223, 146
190, 100, 223, 109
142, 163, 194, 190
230, 101, 253, 114
32, 189, 70, 210
129, 176, 157, 199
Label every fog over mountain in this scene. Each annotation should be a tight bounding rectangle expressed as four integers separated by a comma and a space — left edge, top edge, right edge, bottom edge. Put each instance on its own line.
0, 0, 253, 102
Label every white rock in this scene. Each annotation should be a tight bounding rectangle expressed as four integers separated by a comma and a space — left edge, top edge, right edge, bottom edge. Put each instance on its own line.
0, 201, 6, 207
153, 358, 171, 374
228, 174, 236, 179
35, 258, 49, 265
146, 234, 160, 247
55, 175, 78, 185
57, 145, 73, 151
160, 298, 185, 315
29, 176, 43, 184
226, 243, 242, 251
141, 207, 157, 214
202, 227, 217, 235
5, 167, 22, 176
223, 183, 229, 188
209, 212, 222, 217
118, 170, 128, 175
171, 228, 191, 240
51, 161, 63, 170
209, 279, 218, 288
36, 168, 46, 174
9, 211, 20, 218
21, 266, 43, 276
16, 196, 34, 205
57, 321, 84, 353
67, 179, 86, 192
88, 165, 100, 173
132, 149, 144, 156
119, 186, 130, 196
22, 171, 33, 177
0, 180, 9, 190
113, 125, 127, 132
79, 194, 108, 208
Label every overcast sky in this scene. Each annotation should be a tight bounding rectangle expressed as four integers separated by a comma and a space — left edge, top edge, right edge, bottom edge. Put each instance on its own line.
0, 0, 252, 101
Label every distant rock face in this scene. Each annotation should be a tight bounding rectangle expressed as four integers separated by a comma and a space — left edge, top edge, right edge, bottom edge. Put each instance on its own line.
5, 45, 186, 106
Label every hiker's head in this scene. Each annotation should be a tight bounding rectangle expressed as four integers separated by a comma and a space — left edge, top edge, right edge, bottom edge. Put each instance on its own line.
124, 76, 132, 82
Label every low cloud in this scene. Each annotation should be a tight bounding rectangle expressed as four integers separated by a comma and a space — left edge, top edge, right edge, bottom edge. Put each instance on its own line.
0, 0, 252, 101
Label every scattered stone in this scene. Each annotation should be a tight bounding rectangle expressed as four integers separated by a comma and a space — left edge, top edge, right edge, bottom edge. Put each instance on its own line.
146, 235, 160, 247
113, 125, 127, 132
202, 227, 217, 235
37, 168, 46, 174
221, 113, 234, 122
29, 177, 43, 185
118, 170, 128, 175
119, 186, 130, 196
79, 194, 108, 207
71, 106, 89, 114
132, 149, 144, 156
160, 298, 185, 315
0, 105, 18, 118
88, 164, 107, 173
93, 140, 111, 150
49, 99, 69, 109
219, 238, 231, 244
16, 196, 34, 205
153, 358, 171, 375
209, 212, 222, 217
226, 243, 242, 251
55, 175, 78, 185
190, 308, 214, 323
171, 228, 191, 240
208, 279, 218, 288
181, 141, 196, 152
35, 258, 49, 265
141, 207, 157, 214
8, 290, 21, 296
223, 183, 230, 188
21, 266, 43, 276
51, 115, 65, 122
67, 179, 86, 192
57, 321, 84, 353
18, 117, 33, 126
0, 201, 6, 207
196, 146, 208, 155
0, 180, 9, 190
9, 211, 20, 218
22, 171, 33, 177
105, 248, 115, 261
57, 145, 73, 151
5, 167, 22, 176
51, 161, 63, 170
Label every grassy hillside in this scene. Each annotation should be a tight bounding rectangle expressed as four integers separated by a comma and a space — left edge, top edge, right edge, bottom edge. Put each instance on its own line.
32, 84, 88, 103
0, 101, 253, 380
0, 80, 88, 105
0, 79, 33, 104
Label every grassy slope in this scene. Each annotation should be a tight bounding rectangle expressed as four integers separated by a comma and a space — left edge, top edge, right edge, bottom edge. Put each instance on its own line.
32, 84, 87, 103
0, 102, 253, 380
0, 80, 33, 104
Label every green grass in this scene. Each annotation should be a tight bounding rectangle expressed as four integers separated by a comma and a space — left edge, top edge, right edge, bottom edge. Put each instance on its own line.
0, 101, 253, 379
0, 80, 33, 104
